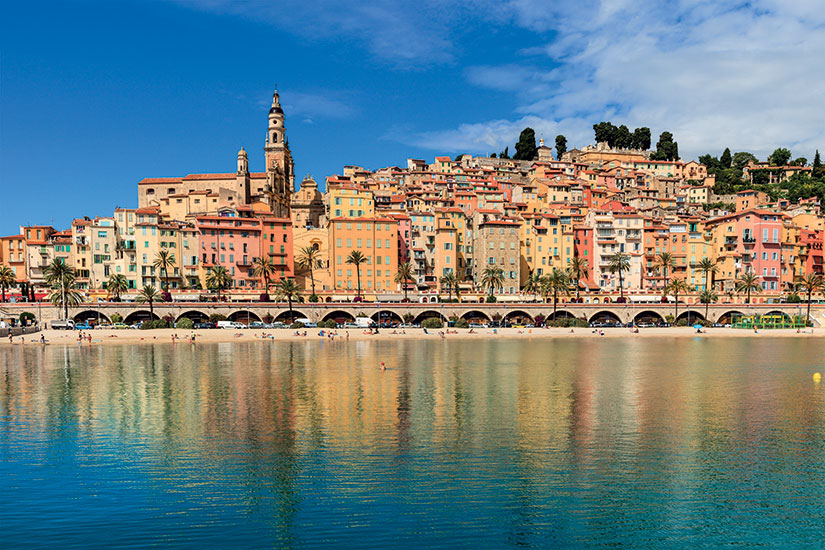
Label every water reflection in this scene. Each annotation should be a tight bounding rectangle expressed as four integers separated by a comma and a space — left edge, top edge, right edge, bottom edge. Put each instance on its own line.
2, 337, 825, 548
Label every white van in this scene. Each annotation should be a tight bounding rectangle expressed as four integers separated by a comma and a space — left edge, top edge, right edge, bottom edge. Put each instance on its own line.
51, 319, 75, 330
294, 318, 317, 328
355, 317, 375, 328
217, 320, 245, 329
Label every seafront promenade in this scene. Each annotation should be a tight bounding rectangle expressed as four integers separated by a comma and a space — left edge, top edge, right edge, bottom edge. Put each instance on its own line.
2, 301, 824, 328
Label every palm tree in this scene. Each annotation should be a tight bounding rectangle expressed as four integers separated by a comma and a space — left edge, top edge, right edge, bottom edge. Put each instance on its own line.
796, 273, 824, 326
346, 250, 366, 300
699, 288, 718, 323
481, 265, 504, 298
206, 265, 232, 302
541, 268, 570, 319
523, 271, 543, 302
44, 259, 79, 320
136, 285, 161, 319
153, 250, 175, 290
252, 256, 276, 296
667, 278, 690, 322
395, 261, 414, 301
656, 252, 675, 297
106, 273, 129, 302
697, 257, 717, 291
296, 245, 322, 298
736, 272, 760, 304
440, 271, 457, 301
608, 252, 631, 300
275, 278, 302, 323
567, 257, 589, 301
0, 265, 16, 303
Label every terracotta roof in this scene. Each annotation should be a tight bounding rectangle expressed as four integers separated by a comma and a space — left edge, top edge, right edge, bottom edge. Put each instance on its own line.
182, 173, 236, 180
139, 177, 181, 184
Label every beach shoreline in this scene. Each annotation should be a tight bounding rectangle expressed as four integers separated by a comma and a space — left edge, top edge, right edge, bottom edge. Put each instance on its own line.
3, 326, 822, 347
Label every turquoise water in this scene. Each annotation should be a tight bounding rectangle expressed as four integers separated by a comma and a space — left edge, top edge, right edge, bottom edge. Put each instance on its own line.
2, 338, 825, 548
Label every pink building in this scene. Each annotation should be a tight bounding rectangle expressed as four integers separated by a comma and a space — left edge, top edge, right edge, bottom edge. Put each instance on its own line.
197, 211, 293, 290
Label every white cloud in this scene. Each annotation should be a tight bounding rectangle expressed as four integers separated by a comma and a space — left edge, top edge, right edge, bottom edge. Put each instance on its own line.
420, 0, 825, 160
171, 0, 461, 66
279, 91, 358, 122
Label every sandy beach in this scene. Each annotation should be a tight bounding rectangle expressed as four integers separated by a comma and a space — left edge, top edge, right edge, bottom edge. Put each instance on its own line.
3, 326, 822, 347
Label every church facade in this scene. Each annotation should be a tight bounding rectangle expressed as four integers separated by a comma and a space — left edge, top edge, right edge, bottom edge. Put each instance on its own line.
137, 90, 295, 220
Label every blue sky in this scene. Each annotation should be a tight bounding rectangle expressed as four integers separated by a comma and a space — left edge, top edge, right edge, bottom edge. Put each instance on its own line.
2, 0, 823, 236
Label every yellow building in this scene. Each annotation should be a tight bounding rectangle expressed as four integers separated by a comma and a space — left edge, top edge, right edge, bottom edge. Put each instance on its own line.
327, 186, 375, 219
329, 218, 398, 295
292, 227, 332, 293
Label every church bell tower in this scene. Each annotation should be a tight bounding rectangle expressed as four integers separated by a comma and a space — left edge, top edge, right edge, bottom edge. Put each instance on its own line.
264, 89, 295, 217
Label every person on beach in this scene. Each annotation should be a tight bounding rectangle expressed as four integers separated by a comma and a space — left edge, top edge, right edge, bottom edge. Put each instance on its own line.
8, 333, 12, 344
381, 362, 386, 371
40, 334, 46, 344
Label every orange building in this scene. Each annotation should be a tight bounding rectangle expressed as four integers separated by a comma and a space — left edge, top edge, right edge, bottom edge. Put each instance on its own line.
329, 218, 398, 295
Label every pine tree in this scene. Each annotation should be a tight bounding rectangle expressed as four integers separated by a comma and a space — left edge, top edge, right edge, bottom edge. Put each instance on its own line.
513, 128, 537, 160
555, 135, 567, 159
813, 150, 822, 179
720, 147, 732, 168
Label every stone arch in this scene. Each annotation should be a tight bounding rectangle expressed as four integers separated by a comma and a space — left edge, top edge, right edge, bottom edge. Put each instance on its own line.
72, 310, 111, 326
460, 310, 492, 324
633, 310, 665, 325
322, 310, 355, 324
588, 310, 622, 326
676, 310, 704, 324
371, 310, 403, 326
176, 310, 209, 323
273, 310, 307, 323
413, 310, 446, 324
715, 310, 743, 325
503, 310, 533, 324
227, 310, 262, 325
762, 310, 793, 326
124, 310, 159, 324
547, 309, 575, 320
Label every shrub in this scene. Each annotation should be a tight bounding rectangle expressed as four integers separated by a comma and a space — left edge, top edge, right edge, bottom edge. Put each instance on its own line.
309, 293, 319, 303
319, 320, 337, 328
176, 318, 194, 329
209, 313, 228, 322
615, 296, 627, 303
786, 293, 802, 303
163, 314, 175, 325
665, 314, 675, 324
403, 313, 414, 323
259, 293, 271, 302
19, 312, 36, 326
533, 314, 546, 327
262, 313, 274, 324
675, 318, 690, 327
486, 295, 497, 303
111, 313, 123, 323
290, 322, 304, 329
140, 319, 169, 329
453, 318, 469, 329
160, 291, 172, 302
422, 318, 443, 329
548, 317, 588, 328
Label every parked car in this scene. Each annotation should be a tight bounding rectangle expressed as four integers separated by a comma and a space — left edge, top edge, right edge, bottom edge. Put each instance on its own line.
194, 322, 216, 329
74, 323, 93, 330
248, 321, 265, 329
111, 323, 129, 329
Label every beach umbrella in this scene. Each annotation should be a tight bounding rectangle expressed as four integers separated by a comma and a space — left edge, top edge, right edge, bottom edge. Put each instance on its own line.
693, 324, 703, 330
